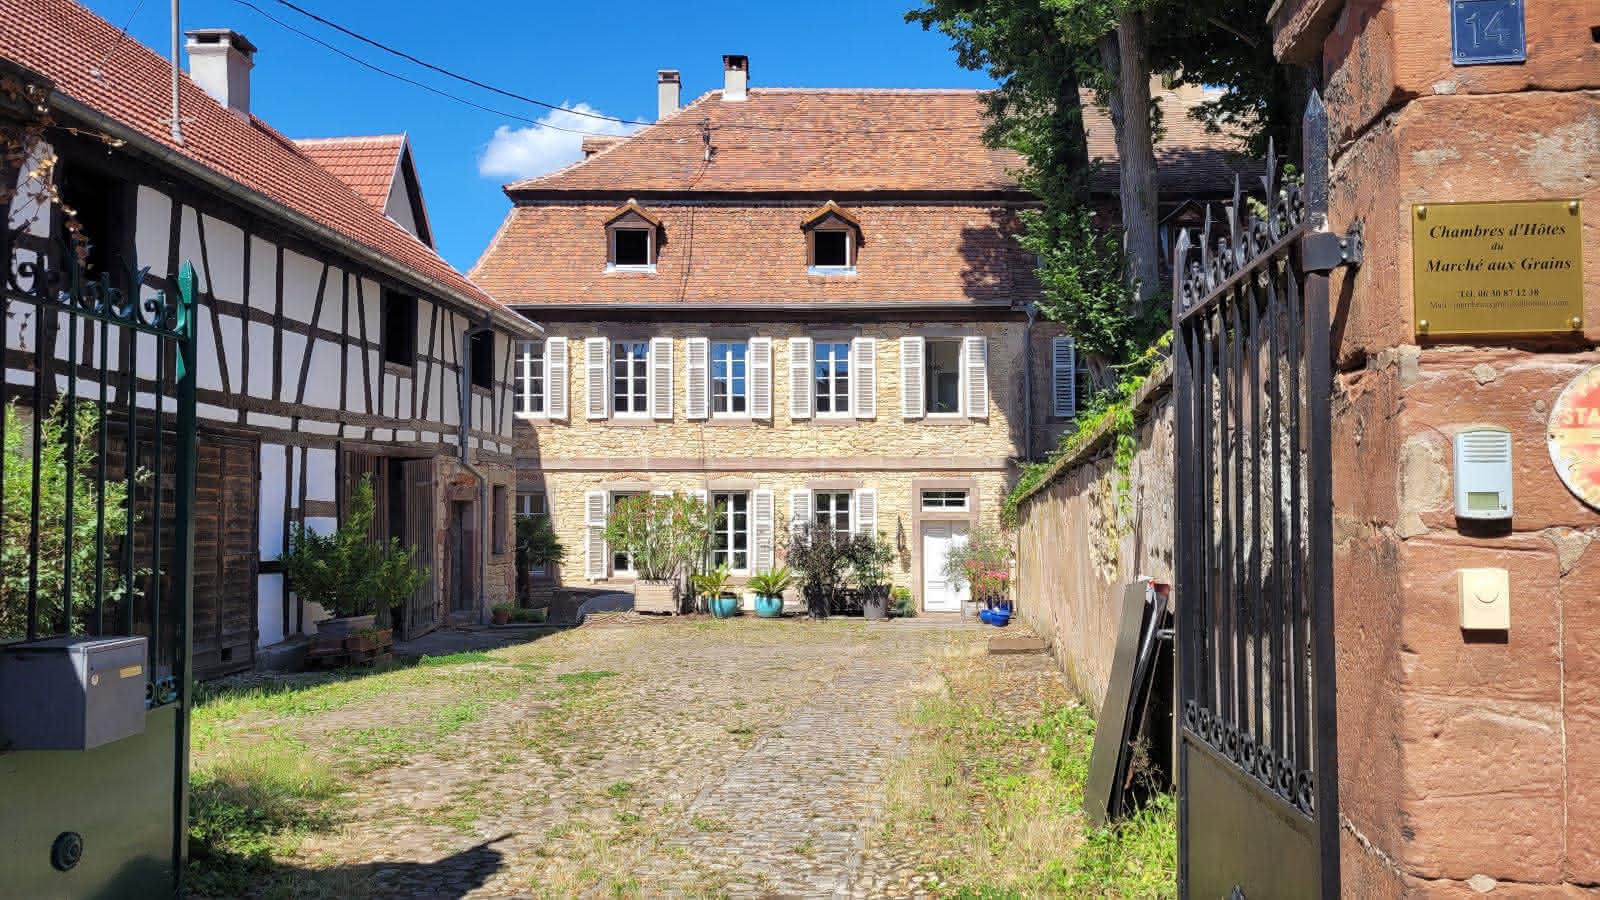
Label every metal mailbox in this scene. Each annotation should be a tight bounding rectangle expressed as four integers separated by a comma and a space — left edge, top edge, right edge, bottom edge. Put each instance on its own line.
0, 636, 148, 751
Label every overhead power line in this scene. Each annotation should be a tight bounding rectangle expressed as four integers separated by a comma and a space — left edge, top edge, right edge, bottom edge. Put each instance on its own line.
234, 0, 991, 137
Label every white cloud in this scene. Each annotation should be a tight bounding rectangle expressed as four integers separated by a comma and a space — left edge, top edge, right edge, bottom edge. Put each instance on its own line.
477, 103, 639, 179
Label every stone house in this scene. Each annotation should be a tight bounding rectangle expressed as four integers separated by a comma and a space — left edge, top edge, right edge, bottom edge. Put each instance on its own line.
472, 56, 1246, 612
2, 0, 531, 676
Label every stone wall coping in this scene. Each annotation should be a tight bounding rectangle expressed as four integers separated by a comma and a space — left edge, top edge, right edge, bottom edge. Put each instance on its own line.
1012, 356, 1174, 513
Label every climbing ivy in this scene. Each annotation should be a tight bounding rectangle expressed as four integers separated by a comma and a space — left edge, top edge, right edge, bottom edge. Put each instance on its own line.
1003, 334, 1172, 530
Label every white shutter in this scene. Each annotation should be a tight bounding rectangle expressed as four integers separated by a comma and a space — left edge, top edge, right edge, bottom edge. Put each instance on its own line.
584, 337, 608, 420
546, 337, 568, 420
686, 337, 709, 419
749, 337, 773, 419
1052, 336, 1077, 417
650, 336, 673, 420
964, 335, 989, 418
900, 336, 925, 418
788, 337, 813, 420
854, 488, 877, 537
788, 488, 811, 537
753, 489, 774, 572
851, 337, 876, 419
584, 490, 608, 579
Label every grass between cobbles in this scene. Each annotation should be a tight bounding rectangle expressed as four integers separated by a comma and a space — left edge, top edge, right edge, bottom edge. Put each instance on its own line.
877, 649, 1176, 898
185, 647, 572, 898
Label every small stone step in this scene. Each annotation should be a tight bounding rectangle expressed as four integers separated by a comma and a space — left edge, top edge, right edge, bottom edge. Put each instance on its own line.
988, 637, 1047, 655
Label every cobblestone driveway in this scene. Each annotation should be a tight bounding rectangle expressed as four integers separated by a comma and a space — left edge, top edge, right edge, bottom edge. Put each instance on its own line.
209, 617, 986, 898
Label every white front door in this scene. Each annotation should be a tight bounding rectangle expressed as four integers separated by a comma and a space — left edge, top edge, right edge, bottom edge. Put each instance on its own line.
921, 521, 970, 612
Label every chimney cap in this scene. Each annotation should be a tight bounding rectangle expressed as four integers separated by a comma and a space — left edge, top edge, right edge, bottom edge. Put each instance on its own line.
657, 69, 680, 83
184, 28, 257, 56
722, 54, 748, 71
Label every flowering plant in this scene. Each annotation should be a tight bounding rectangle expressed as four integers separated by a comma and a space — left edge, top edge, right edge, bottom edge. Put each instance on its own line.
941, 527, 1013, 604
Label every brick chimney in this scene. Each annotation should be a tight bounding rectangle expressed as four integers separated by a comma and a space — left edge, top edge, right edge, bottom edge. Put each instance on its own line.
185, 29, 256, 116
657, 69, 681, 120
722, 54, 748, 101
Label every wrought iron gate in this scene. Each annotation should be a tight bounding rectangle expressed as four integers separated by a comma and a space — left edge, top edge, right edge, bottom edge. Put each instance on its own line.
1, 215, 198, 897
1171, 92, 1359, 898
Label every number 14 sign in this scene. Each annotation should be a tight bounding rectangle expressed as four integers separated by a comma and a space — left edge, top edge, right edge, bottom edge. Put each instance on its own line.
1452, 0, 1526, 65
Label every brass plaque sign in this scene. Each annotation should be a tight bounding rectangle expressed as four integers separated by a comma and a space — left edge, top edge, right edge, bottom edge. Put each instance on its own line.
1549, 365, 1600, 512
1412, 200, 1584, 337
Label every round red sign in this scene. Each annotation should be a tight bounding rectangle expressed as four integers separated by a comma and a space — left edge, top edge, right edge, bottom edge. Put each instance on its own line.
1549, 365, 1600, 511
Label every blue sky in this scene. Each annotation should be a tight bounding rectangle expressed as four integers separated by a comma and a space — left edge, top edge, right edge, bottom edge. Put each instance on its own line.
82, 0, 996, 271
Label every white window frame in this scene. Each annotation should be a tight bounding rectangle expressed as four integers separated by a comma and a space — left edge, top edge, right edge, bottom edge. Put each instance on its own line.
814, 340, 851, 417
924, 337, 964, 417
920, 489, 969, 511
607, 227, 656, 273
808, 227, 855, 275
813, 491, 852, 539
514, 340, 547, 416
611, 340, 650, 417
710, 340, 749, 417
709, 491, 752, 573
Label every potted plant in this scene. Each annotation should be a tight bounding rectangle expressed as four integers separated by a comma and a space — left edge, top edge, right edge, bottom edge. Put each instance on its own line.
514, 513, 565, 605
692, 564, 738, 618
846, 531, 896, 621
281, 474, 430, 638
604, 493, 713, 614
786, 521, 850, 620
891, 585, 916, 618
746, 567, 796, 618
491, 603, 513, 625
941, 527, 1013, 619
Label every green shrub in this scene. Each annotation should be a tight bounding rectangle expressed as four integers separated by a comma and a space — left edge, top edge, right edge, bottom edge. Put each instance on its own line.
279, 474, 428, 618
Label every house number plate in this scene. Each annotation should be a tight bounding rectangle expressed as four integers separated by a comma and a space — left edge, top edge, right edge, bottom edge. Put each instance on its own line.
1451, 0, 1526, 65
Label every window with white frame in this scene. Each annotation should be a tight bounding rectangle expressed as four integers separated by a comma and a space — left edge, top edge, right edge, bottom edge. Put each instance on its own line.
612, 341, 649, 415
610, 491, 641, 573
515, 340, 545, 414
612, 228, 651, 268
812, 229, 850, 268
814, 342, 850, 415
814, 491, 851, 539
709, 492, 750, 571
920, 489, 969, 510
925, 338, 963, 415
711, 341, 748, 415
516, 492, 550, 575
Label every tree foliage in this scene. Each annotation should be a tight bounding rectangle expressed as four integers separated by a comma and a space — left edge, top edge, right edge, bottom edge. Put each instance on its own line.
602, 492, 712, 583
280, 474, 430, 619
0, 400, 138, 638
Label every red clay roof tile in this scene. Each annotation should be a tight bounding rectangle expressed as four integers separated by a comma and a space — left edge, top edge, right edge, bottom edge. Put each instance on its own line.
292, 135, 405, 212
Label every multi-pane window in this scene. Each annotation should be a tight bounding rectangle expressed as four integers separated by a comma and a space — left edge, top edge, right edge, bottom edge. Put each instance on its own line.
921, 489, 969, 510
813, 230, 849, 267
925, 339, 962, 414
612, 341, 649, 414
814, 491, 851, 539
711, 341, 747, 415
611, 491, 641, 572
710, 492, 750, 571
814, 342, 850, 415
515, 340, 545, 414
519, 491, 549, 575
614, 228, 650, 267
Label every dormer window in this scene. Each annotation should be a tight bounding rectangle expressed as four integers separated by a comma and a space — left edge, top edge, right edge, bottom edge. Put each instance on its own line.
605, 198, 660, 273
802, 201, 859, 276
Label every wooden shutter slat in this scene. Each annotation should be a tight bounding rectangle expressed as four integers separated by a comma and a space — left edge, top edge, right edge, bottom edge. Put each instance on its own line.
854, 487, 877, 537
964, 335, 988, 418
851, 337, 875, 419
584, 490, 608, 579
585, 337, 608, 420
546, 337, 568, 419
686, 337, 709, 419
788, 488, 810, 538
1052, 336, 1076, 417
749, 337, 773, 420
900, 336, 924, 418
651, 336, 674, 419
753, 489, 775, 572
788, 337, 812, 420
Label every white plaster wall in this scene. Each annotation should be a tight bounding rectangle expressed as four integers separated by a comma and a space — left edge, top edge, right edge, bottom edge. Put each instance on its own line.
304, 447, 336, 502
258, 442, 286, 558
177, 207, 208, 294
202, 214, 245, 302
134, 186, 171, 270
195, 304, 224, 392
247, 235, 276, 310
280, 249, 321, 324
246, 320, 274, 398
303, 341, 340, 408
277, 331, 306, 403
315, 268, 343, 333
257, 573, 285, 646
384, 179, 421, 239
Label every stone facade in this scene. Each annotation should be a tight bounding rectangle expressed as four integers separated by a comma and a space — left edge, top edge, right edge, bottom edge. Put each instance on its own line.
515, 316, 1073, 609
1273, 0, 1599, 893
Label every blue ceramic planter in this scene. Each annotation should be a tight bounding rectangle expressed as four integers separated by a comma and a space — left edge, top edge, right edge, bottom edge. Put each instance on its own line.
754, 593, 784, 618
709, 594, 741, 618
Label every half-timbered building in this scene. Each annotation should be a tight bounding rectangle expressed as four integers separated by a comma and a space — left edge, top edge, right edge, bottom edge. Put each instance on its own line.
2, 0, 533, 676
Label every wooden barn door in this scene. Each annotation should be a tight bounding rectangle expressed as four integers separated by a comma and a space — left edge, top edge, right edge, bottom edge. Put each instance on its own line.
400, 458, 438, 639
193, 433, 258, 680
